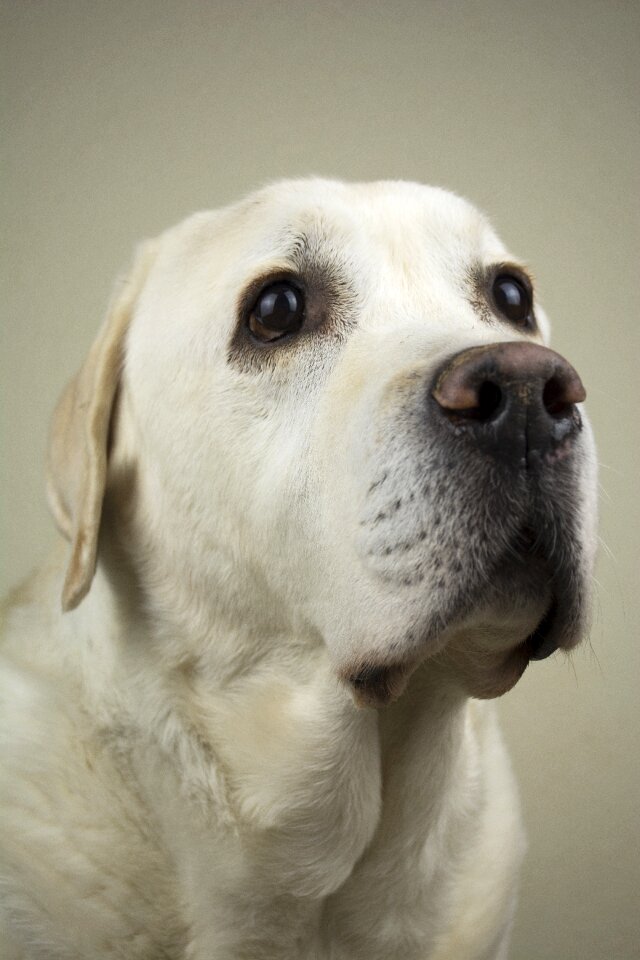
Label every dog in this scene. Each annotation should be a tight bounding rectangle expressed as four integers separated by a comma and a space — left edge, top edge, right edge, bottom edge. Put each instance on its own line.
0, 179, 597, 959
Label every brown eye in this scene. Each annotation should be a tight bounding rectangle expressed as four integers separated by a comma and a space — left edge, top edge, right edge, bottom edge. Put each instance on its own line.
249, 282, 305, 342
492, 274, 532, 326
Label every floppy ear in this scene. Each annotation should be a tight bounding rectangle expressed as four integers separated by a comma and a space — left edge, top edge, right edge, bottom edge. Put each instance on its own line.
46, 240, 158, 612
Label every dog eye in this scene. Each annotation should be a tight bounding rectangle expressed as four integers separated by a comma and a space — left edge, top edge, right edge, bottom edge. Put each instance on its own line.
492, 274, 532, 326
249, 282, 305, 342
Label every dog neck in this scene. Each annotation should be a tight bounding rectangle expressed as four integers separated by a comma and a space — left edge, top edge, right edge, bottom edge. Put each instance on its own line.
56, 528, 511, 958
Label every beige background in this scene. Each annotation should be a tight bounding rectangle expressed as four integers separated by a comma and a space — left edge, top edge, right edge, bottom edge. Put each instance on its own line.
1, 2, 638, 957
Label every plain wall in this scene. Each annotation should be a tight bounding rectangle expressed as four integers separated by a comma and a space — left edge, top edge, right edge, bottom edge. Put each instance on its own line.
1, 2, 638, 957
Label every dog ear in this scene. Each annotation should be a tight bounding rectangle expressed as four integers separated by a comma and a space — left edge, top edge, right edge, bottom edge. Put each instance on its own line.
46, 240, 158, 612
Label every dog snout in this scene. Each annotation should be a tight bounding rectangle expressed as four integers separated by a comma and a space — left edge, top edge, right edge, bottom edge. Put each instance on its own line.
431, 342, 586, 468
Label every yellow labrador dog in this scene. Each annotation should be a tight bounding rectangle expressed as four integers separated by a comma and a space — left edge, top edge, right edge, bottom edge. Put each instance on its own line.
0, 180, 597, 959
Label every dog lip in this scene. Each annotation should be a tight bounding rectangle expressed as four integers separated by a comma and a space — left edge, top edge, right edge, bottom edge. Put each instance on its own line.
526, 598, 559, 660
342, 659, 413, 708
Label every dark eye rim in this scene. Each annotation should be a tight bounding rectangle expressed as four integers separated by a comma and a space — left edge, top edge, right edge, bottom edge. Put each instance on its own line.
487, 263, 536, 331
240, 271, 307, 345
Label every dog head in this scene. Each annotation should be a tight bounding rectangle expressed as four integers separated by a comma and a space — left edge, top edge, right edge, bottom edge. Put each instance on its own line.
47, 179, 597, 705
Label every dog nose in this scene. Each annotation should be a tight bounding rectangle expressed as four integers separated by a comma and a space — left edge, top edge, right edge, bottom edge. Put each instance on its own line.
431, 342, 586, 468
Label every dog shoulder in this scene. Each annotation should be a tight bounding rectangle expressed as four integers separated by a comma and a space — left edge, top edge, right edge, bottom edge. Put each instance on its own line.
0, 557, 188, 955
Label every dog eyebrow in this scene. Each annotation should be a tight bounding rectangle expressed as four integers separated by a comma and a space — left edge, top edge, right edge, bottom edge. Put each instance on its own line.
288, 231, 313, 261
287, 230, 349, 280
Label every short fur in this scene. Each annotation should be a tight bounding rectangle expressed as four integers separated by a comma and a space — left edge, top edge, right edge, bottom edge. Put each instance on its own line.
0, 180, 597, 959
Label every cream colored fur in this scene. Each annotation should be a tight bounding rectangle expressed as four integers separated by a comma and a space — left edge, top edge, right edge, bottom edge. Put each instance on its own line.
0, 180, 597, 959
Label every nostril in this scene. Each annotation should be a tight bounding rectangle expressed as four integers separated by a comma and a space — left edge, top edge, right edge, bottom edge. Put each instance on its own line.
476, 381, 503, 421
455, 381, 503, 422
433, 378, 504, 422
543, 376, 573, 419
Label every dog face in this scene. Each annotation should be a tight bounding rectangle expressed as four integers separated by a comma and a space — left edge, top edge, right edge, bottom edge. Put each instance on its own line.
49, 179, 597, 705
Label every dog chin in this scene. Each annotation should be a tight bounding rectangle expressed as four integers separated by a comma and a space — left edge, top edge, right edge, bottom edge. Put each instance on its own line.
339, 508, 590, 708
339, 578, 561, 708
433, 597, 555, 701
